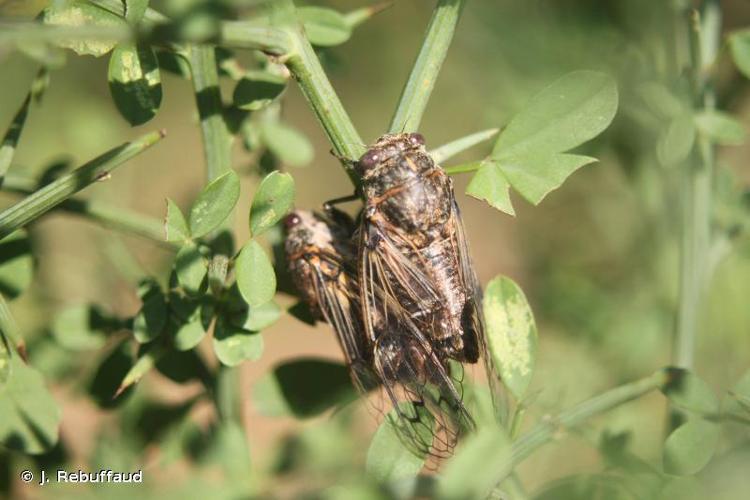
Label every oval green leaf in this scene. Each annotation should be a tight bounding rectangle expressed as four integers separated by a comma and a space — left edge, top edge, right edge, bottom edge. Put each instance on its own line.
174, 317, 206, 351
230, 300, 282, 332
657, 114, 696, 166
0, 356, 61, 454
261, 122, 314, 168
108, 43, 162, 126
233, 71, 287, 111
212, 323, 264, 367
253, 358, 353, 418
694, 110, 746, 146
235, 239, 276, 307
483, 276, 537, 401
165, 198, 190, 242
0, 229, 33, 300
298, 7, 352, 47
249, 171, 295, 237
724, 369, 750, 419
466, 161, 515, 216
133, 280, 167, 343
493, 70, 618, 160
43, 0, 126, 57
660, 368, 719, 416
189, 170, 240, 238
729, 30, 750, 79
663, 418, 720, 476
175, 243, 207, 295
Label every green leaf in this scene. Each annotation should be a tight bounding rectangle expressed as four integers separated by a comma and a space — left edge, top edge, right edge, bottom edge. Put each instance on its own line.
232, 71, 287, 111
165, 198, 190, 242
230, 300, 282, 332
729, 30, 750, 79
663, 418, 720, 476
657, 114, 696, 166
174, 316, 207, 351
116, 345, 166, 396
125, 0, 149, 25
298, 7, 352, 47
694, 110, 746, 145
0, 356, 61, 454
51, 304, 114, 350
249, 171, 296, 237
493, 71, 618, 160
108, 43, 162, 126
261, 122, 314, 168
133, 280, 167, 343
213, 322, 263, 367
497, 153, 596, 205
88, 341, 135, 407
466, 161, 514, 215
253, 358, 353, 418
235, 239, 276, 307
42, 0, 126, 57
365, 405, 430, 488
438, 427, 511, 500
661, 368, 719, 416
0, 230, 33, 300
483, 276, 537, 401
175, 243, 207, 295
189, 170, 240, 238
722, 369, 750, 419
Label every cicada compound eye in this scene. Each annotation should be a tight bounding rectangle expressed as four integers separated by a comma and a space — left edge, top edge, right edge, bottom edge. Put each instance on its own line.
357, 149, 381, 174
408, 132, 425, 146
284, 213, 301, 230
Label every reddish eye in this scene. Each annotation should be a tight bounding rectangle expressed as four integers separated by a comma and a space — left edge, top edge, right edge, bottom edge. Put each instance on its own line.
284, 213, 301, 229
358, 150, 380, 171
408, 133, 425, 146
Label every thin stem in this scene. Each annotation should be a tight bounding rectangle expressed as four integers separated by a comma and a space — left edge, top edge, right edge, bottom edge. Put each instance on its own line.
444, 161, 483, 175
430, 128, 499, 164
488, 369, 669, 491
2, 176, 174, 248
0, 294, 25, 359
388, 0, 466, 133
270, 0, 364, 185
671, 0, 720, 429
220, 22, 291, 55
0, 131, 165, 241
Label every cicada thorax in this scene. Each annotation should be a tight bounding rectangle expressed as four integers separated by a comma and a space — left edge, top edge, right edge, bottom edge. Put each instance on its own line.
358, 133, 480, 364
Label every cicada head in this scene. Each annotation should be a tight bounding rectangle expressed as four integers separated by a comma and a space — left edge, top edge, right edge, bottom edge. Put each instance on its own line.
355, 132, 427, 177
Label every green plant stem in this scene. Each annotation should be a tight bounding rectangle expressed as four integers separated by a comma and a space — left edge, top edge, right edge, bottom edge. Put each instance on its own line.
220, 22, 291, 55
388, 0, 466, 133
270, 0, 364, 185
430, 128, 499, 164
0, 294, 25, 359
671, 1, 720, 429
0, 131, 164, 241
2, 176, 174, 248
488, 369, 669, 491
444, 161, 482, 175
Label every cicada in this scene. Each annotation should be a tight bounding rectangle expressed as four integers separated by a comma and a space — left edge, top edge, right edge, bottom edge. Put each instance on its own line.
355, 133, 485, 368
284, 209, 472, 459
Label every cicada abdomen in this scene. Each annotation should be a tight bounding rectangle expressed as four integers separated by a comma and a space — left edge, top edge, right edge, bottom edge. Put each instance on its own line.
284, 209, 473, 460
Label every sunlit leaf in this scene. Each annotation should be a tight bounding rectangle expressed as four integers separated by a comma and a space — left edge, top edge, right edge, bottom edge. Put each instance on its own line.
165, 198, 190, 242
175, 242, 207, 295
213, 322, 263, 367
466, 161, 514, 215
483, 276, 537, 401
43, 0, 126, 57
230, 300, 282, 332
660, 368, 719, 416
253, 358, 353, 418
174, 316, 207, 351
133, 279, 167, 343
189, 170, 240, 238
233, 71, 287, 111
729, 29, 750, 79
0, 229, 33, 300
261, 122, 314, 168
249, 171, 295, 237
663, 418, 720, 476
657, 114, 696, 166
298, 6, 352, 47
235, 239, 276, 307
497, 153, 596, 205
0, 356, 61, 453
108, 43, 162, 126
694, 110, 746, 145
125, 0, 149, 25
438, 427, 511, 499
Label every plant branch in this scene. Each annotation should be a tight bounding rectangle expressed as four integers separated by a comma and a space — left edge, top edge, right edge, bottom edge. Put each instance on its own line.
2, 175, 175, 248
444, 161, 483, 175
488, 369, 669, 491
0, 294, 25, 360
388, 0, 466, 134
430, 128, 498, 164
0, 131, 164, 241
270, 0, 364, 186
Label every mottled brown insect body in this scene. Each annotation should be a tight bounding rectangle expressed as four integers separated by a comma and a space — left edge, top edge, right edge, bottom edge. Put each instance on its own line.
357, 133, 481, 364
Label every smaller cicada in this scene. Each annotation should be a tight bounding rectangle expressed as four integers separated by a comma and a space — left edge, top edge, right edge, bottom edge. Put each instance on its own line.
284, 210, 473, 459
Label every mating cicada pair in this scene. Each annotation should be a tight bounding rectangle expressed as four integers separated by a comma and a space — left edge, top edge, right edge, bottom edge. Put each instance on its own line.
284, 133, 488, 459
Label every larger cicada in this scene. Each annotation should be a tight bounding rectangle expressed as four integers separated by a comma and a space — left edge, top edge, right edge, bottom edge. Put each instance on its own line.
355, 133, 485, 368
284, 209, 472, 459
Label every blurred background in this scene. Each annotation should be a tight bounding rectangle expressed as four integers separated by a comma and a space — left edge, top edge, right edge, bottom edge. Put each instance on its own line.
1, 0, 749, 498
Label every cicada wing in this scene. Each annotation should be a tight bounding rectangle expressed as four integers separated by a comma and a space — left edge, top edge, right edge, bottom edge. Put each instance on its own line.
450, 198, 509, 423
309, 262, 378, 394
